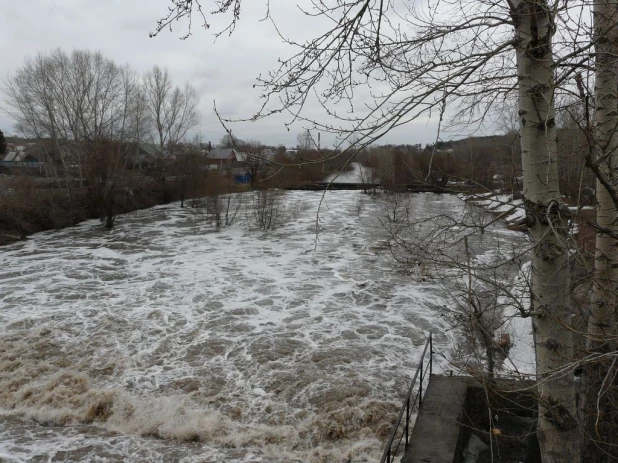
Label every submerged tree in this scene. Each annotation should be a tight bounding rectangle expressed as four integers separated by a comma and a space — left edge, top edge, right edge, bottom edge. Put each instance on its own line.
151, 0, 618, 460
84, 138, 133, 229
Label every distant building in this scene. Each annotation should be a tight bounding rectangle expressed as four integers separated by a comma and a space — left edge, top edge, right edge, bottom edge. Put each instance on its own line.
139, 143, 170, 158
127, 143, 171, 168
3, 147, 30, 162
0, 146, 44, 172
2, 151, 20, 162
206, 148, 248, 169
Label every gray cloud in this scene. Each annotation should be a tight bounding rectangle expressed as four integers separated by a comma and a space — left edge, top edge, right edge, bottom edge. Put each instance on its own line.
0, 0, 445, 147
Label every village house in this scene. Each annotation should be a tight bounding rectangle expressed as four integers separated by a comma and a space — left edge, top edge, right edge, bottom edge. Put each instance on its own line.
0, 145, 44, 173
206, 148, 248, 169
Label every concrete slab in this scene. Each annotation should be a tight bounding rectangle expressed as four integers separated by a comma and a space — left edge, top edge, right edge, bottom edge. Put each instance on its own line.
400, 375, 538, 463
402, 375, 471, 463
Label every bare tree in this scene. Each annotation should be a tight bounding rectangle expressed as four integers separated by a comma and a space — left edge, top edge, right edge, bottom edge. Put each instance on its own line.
381, 191, 410, 225
218, 132, 242, 148
5, 50, 77, 223
143, 65, 200, 158
4, 49, 145, 228
86, 65, 145, 228
173, 140, 202, 208
83, 138, 132, 229
206, 192, 242, 227
252, 189, 283, 231
296, 129, 313, 151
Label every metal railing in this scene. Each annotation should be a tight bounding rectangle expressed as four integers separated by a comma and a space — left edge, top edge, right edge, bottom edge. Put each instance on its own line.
380, 333, 433, 463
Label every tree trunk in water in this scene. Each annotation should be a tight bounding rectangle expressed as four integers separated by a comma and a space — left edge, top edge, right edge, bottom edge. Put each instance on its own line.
105, 212, 114, 230
512, 0, 580, 460
583, 0, 618, 459
104, 186, 115, 230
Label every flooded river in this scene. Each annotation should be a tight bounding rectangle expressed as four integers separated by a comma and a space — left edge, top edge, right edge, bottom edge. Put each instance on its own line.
0, 187, 527, 462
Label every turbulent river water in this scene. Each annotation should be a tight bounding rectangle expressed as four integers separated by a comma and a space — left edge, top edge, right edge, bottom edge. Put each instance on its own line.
0, 180, 530, 462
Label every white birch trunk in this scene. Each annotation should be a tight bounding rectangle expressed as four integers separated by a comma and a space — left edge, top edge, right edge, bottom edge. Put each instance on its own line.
590, 0, 618, 363
512, 0, 580, 459
584, 0, 618, 458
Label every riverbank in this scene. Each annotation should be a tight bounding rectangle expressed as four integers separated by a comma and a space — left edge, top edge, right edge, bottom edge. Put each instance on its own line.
462, 190, 596, 238
460, 191, 526, 229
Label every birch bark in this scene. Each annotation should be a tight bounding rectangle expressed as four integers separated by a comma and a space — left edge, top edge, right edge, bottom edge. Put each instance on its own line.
583, 0, 618, 458
512, 0, 580, 459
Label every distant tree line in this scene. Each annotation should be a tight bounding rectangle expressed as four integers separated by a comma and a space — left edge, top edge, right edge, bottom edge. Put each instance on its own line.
358, 129, 595, 201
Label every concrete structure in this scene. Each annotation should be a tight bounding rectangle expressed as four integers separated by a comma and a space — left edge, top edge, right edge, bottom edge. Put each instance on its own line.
402, 375, 470, 463
402, 375, 539, 463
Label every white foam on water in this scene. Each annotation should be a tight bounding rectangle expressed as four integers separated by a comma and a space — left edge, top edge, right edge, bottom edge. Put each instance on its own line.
0, 184, 529, 461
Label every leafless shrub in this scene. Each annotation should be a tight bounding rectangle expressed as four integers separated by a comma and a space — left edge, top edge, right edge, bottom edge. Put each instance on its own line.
252, 189, 284, 231
381, 191, 410, 224
206, 193, 242, 227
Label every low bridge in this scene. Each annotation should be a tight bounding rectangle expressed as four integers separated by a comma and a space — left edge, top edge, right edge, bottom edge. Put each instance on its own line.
285, 182, 448, 192
285, 182, 380, 191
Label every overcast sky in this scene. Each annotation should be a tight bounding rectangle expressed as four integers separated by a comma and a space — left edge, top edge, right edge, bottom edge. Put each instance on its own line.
0, 0, 475, 148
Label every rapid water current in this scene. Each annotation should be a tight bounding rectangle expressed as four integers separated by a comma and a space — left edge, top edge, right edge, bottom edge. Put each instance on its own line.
0, 183, 530, 462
